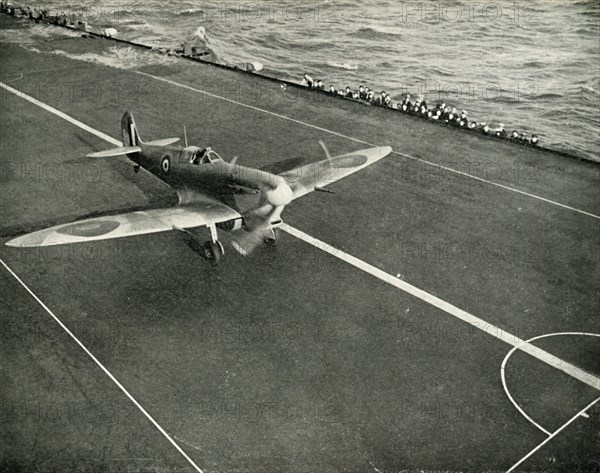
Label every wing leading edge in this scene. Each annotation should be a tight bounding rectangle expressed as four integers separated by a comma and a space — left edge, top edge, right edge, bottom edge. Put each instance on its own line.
7, 145, 391, 249
6, 201, 241, 247
280, 146, 392, 200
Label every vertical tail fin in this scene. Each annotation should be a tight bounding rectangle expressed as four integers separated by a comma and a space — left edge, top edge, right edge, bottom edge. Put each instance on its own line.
121, 111, 143, 146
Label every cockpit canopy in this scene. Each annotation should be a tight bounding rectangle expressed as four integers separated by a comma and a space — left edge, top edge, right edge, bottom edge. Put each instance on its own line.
182, 146, 224, 165
199, 148, 224, 164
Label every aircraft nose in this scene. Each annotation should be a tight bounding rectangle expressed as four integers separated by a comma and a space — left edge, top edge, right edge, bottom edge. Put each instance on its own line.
265, 180, 293, 207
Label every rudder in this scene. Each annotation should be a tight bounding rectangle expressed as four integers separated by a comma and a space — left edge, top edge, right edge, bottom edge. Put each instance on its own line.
121, 111, 143, 146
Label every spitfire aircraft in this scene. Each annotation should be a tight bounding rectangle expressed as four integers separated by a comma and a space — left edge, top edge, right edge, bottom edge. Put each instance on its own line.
7, 112, 392, 264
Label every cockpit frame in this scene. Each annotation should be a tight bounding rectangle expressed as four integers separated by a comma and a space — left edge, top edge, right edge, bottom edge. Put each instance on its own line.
182, 146, 224, 165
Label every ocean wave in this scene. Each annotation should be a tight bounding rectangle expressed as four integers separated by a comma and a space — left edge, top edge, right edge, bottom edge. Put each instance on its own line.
0, 24, 80, 44
252, 33, 291, 48
579, 84, 599, 96
522, 61, 545, 68
548, 141, 599, 162
533, 93, 565, 100
573, 27, 599, 35
430, 67, 455, 78
132, 35, 173, 47
119, 17, 150, 25
120, 20, 153, 30
326, 61, 359, 70
51, 46, 177, 69
176, 8, 204, 17
113, 9, 137, 16
355, 27, 402, 41
24, 0, 597, 161
575, 5, 600, 16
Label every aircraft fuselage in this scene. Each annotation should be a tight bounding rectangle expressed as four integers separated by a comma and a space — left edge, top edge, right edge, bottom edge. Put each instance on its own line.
128, 144, 293, 210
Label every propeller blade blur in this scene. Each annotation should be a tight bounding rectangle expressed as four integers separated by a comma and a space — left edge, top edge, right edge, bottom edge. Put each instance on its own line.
231, 227, 271, 256
319, 140, 332, 161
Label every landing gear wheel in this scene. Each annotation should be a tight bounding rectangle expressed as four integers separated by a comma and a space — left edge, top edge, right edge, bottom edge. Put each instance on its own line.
264, 228, 278, 245
203, 240, 223, 265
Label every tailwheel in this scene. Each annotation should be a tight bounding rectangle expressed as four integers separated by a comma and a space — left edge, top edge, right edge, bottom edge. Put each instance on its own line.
203, 240, 224, 265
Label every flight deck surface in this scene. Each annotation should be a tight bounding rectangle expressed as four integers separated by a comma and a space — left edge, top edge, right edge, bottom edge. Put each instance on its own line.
1, 16, 599, 473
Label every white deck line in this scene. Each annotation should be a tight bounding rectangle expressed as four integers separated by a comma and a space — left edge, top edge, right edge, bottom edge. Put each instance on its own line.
501, 332, 600, 436
1, 259, 204, 473
506, 396, 600, 472
2, 78, 598, 388
133, 72, 600, 220
281, 223, 600, 391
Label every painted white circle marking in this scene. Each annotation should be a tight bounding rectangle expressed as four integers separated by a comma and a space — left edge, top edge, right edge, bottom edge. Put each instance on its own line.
501, 332, 600, 436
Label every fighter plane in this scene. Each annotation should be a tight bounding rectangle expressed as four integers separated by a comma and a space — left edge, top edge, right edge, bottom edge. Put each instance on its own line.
6, 112, 392, 264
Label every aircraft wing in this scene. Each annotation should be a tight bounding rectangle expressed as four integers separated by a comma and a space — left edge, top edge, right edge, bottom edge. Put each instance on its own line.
279, 146, 392, 200
6, 200, 240, 247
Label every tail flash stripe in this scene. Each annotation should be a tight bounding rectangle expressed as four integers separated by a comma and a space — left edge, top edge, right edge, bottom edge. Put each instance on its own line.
129, 122, 137, 146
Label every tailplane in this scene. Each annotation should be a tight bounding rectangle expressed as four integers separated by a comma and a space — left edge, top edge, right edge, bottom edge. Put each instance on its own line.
85, 111, 143, 158
86, 111, 179, 158
121, 111, 180, 147
86, 146, 141, 158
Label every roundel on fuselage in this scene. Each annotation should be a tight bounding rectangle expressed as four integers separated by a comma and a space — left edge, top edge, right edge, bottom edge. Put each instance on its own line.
161, 155, 171, 174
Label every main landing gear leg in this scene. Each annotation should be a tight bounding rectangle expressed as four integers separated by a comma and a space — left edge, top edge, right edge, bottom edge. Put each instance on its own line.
203, 223, 224, 265
173, 224, 224, 265
264, 228, 278, 245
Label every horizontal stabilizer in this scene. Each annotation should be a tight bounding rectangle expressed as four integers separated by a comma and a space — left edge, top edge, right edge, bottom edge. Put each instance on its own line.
86, 146, 142, 158
144, 137, 180, 146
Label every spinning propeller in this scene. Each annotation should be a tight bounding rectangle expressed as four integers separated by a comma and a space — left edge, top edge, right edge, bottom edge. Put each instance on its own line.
230, 141, 334, 257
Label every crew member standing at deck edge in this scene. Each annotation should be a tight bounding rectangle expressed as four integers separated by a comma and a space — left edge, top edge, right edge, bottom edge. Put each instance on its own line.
301, 73, 314, 87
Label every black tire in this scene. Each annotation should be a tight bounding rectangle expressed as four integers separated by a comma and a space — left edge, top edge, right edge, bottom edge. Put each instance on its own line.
264, 228, 277, 245
203, 240, 223, 265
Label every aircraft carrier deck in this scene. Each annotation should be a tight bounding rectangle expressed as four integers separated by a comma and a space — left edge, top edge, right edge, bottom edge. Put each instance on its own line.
1, 14, 599, 473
